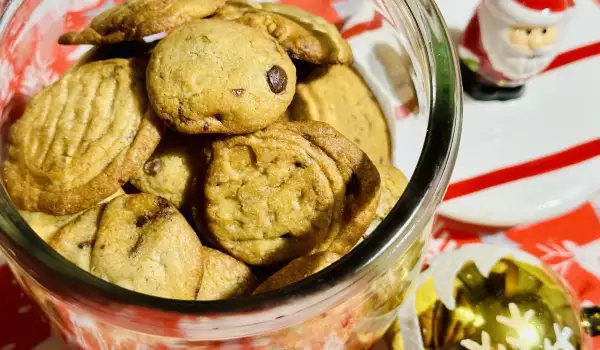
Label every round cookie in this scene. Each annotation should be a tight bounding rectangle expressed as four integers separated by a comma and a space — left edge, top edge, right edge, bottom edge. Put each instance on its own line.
197, 121, 380, 265
364, 165, 408, 240
253, 252, 340, 294
59, 0, 225, 45
290, 65, 391, 164
21, 189, 126, 242
130, 134, 210, 210
146, 19, 296, 134
90, 194, 203, 300
214, 1, 353, 65
4, 58, 164, 215
196, 247, 258, 301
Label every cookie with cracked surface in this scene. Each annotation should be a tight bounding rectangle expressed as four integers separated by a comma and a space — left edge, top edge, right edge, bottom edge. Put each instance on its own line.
196, 247, 258, 301
214, 1, 352, 65
197, 121, 380, 265
83, 193, 203, 300
290, 65, 391, 165
3, 58, 164, 216
130, 134, 210, 210
21, 189, 126, 243
58, 0, 225, 45
146, 19, 296, 134
253, 252, 340, 294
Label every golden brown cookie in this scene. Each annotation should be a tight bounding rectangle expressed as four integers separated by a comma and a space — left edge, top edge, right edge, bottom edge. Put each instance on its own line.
253, 252, 340, 294
290, 65, 391, 164
21, 189, 126, 242
197, 121, 380, 265
364, 165, 408, 238
130, 134, 210, 210
214, 1, 353, 65
59, 0, 225, 45
146, 19, 296, 134
50, 204, 107, 272
89, 194, 203, 300
196, 247, 258, 301
3, 58, 163, 216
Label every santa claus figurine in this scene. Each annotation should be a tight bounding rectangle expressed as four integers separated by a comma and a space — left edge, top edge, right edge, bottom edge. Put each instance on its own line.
460, 0, 575, 101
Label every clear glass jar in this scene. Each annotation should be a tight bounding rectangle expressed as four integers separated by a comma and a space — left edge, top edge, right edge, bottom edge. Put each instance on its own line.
0, 0, 462, 348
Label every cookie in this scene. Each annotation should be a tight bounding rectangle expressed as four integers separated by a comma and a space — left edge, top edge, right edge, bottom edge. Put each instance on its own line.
130, 134, 209, 209
50, 204, 107, 272
21, 189, 126, 242
214, 2, 353, 65
146, 19, 296, 134
58, 0, 225, 45
89, 194, 203, 299
253, 252, 340, 294
290, 65, 391, 164
198, 121, 380, 265
364, 165, 408, 238
4, 58, 164, 216
196, 247, 258, 301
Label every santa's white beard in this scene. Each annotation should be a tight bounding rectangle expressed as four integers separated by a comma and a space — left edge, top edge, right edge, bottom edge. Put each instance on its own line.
478, 6, 558, 82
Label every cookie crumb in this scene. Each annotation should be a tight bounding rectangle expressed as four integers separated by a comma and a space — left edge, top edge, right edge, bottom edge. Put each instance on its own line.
267, 65, 288, 93
144, 159, 162, 176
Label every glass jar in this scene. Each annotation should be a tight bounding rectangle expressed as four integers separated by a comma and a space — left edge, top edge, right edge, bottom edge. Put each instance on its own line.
0, 0, 462, 348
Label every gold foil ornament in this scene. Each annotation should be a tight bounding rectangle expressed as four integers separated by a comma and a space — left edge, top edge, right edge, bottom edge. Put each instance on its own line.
391, 244, 599, 350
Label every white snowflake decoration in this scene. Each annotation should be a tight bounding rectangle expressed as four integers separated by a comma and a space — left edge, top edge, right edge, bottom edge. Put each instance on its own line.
460, 303, 574, 350
20, 50, 58, 96
496, 303, 537, 349
461, 331, 506, 350
536, 241, 574, 276
543, 324, 574, 350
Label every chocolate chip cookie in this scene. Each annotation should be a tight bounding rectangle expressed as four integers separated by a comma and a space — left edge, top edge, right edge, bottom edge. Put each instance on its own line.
253, 252, 340, 294
59, 0, 225, 45
214, 1, 353, 65
21, 189, 125, 242
146, 19, 296, 134
66, 193, 203, 300
130, 134, 209, 210
290, 65, 391, 164
4, 58, 164, 215
198, 121, 380, 265
364, 165, 408, 238
196, 247, 258, 300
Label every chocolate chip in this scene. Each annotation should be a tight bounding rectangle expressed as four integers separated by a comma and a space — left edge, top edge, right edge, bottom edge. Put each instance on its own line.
267, 66, 288, 94
136, 215, 151, 228
214, 113, 223, 122
231, 89, 245, 96
203, 121, 209, 132
158, 197, 170, 210
143, 159, 162, 176
77, 240, 95, 250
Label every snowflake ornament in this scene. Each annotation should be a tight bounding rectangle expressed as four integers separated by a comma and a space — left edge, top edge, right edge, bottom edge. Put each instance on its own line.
543, 324, 574, 350
496, 303, 537, 349
460, 303, 575, 350
461, 331, 506, 350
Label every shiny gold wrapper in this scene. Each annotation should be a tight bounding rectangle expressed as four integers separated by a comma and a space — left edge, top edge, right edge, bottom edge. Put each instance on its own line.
391, 244, 592, 350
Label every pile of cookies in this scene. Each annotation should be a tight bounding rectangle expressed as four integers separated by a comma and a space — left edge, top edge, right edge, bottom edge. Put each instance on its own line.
4, 0, 408, 301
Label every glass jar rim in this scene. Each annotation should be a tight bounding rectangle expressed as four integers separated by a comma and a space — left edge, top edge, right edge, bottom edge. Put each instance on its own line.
0, 0, 462, 333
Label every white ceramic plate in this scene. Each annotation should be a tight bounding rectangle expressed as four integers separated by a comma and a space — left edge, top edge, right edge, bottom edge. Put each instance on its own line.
345, 0, 600, 227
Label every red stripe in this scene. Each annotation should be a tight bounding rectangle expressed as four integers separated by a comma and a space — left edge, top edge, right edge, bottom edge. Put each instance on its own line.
444, 138, 600, 201
544, 41, 600, 73
341, 13, 383, 39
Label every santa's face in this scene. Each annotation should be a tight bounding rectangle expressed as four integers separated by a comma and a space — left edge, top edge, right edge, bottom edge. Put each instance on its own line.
479, 5, 561, 82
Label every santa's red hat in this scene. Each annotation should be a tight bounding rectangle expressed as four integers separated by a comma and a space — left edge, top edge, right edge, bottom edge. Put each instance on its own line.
485, 0, 575, 26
